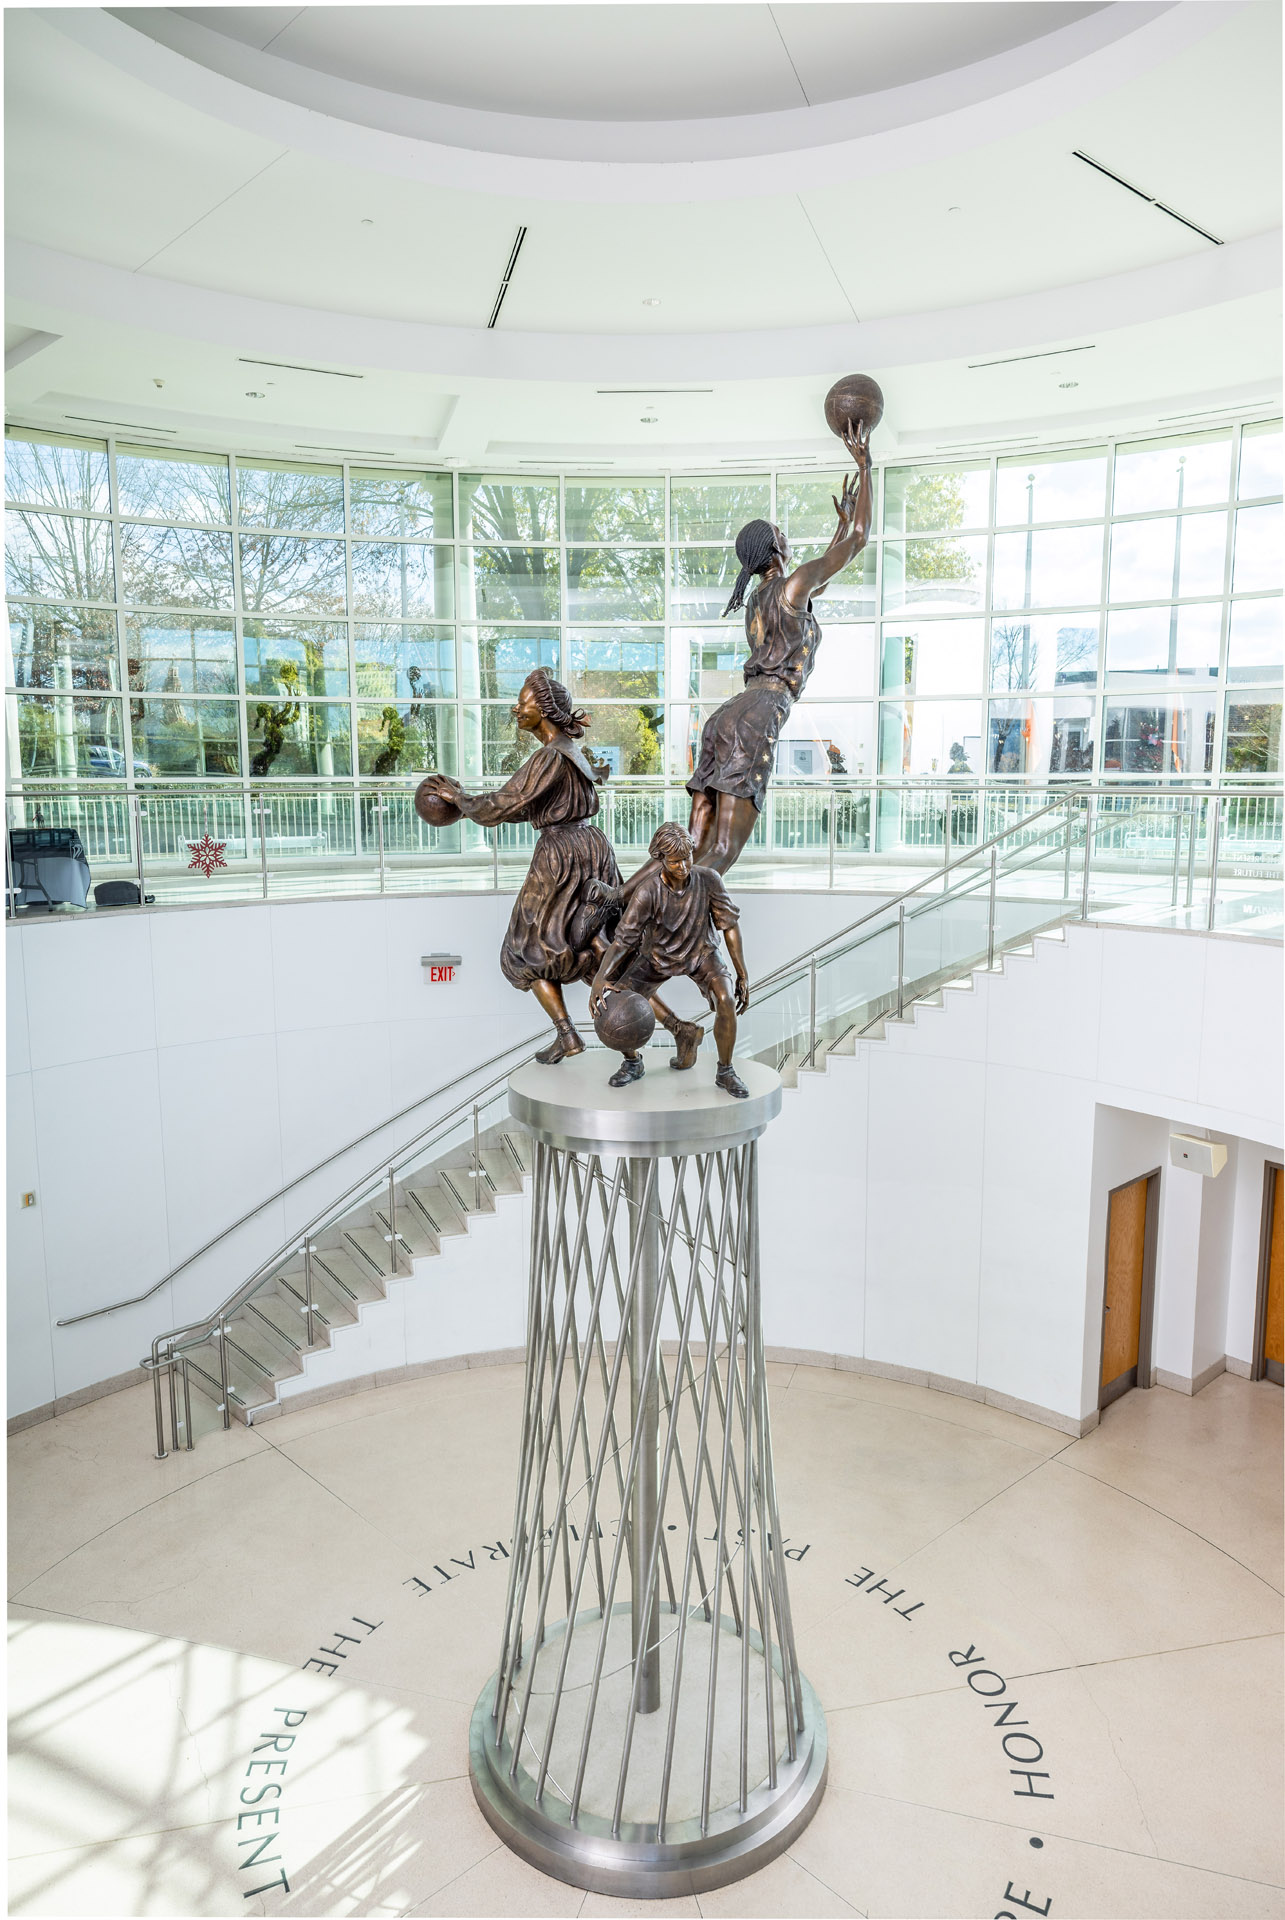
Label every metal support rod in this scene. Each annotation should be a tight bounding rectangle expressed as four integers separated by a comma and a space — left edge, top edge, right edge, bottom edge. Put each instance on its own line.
167, 1347, 181, 1454
1063, 801, 1073, 900
1080, 794, 1094, 920
943, 788, 952, 888
375, 795, 386, 894
896, 901, 905, 1018
304, 1241, 316, 1346
1186, 794, 1200, 908
217, 1319, 231, 1429
1170, 797, 1184, 909
387, 1168, 399, 1273
987, 846, 998, 970
1205, 794, 1222, 932
628, 1157, 662, 1715
473, 1102, 482, 1212
827, 789, 836, 890
807, 957, 816, 1067
152, 1359, 167, 1459
257, 796, 269, 899
181, 1355, 194, 1451
133, 792, 146, 906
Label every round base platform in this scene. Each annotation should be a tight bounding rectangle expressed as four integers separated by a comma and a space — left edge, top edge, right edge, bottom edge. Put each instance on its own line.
468, 1609, 828, 1900
508, 1050, 781, 1157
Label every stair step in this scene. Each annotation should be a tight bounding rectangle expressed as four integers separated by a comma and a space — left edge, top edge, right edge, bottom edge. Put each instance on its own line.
438, 1164, 494, 1216
500, 1130, 531, 1176
313, 1242, 388, 1305
226, 1308, 303, 1379
372, 1201, 439, 1260
343, 1224, 403, 1279
480, 1148, 524, 1195
275, 1263, 360, 1335
404, 1180, 469, 1239
184, 1340, 277, 1417
249, 1286, 325, 1354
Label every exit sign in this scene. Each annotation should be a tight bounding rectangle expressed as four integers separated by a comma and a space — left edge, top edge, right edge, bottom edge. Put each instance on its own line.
421, 953, 462, 984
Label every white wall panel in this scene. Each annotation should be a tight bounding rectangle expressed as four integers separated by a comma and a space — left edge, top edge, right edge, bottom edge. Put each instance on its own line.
6, 1072, 54, 1413
22, 916, 157, 1070
274, 1020, 393, 1188
760, 1052, 866, 1361
156, 1034, 284, 1264
268, 899, 390, 1034
6, 931, 31, 1076
149, 905, 276, 1048
1095, 929, 1207, 1103
1197, 939, 1285, 1131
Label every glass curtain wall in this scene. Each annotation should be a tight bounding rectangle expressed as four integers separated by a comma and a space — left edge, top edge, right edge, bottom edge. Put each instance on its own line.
5, 420, 1281, 797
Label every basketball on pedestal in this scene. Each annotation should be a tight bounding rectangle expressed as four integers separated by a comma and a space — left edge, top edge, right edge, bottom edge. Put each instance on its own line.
593, 988, 655, 1055
824, 373, 884, 439
414, 776, 462, 828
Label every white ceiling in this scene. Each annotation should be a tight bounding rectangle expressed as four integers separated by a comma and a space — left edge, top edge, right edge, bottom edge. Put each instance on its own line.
168, 3, 1105, 120
4, 2, 1281, 465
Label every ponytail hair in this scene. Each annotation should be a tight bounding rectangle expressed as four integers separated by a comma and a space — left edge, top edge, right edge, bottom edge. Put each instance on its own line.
722, 518, 782, 617
525, 668, 589, 739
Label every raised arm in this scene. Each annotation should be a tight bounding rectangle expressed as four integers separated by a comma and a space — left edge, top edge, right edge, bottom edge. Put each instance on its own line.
783, 420, 873, 609
419, 747, 558, 826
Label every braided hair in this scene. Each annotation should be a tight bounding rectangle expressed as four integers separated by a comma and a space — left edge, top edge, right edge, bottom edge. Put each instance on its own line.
722, 518, 782, 618
524, 668, 589, 739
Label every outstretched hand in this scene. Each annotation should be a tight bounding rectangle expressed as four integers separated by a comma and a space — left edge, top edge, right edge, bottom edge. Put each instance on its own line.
734, 972, 750, 1015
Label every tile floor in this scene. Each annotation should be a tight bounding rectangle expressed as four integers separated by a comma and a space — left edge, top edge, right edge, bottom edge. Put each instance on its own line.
7, 1365, 1283, 1918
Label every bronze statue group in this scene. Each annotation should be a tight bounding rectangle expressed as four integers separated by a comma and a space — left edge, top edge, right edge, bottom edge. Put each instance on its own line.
417, 421, 873, 1101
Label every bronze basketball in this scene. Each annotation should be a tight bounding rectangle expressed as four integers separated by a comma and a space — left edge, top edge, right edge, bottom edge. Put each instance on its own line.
413, 777, 461, 828
824, 373, 885, 438
594, 988, 656, 1056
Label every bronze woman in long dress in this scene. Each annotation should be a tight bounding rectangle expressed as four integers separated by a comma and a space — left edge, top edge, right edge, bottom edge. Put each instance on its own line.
417, 671, 620, 1063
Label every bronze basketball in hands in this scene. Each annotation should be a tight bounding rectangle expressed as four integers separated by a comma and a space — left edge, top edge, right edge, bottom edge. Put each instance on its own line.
414, 777, 462, 828
593, 988, 656, 1057
824, 373, 884, 438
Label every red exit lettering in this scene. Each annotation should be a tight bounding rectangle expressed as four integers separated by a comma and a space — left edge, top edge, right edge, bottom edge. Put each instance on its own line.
429, 965, 455, 983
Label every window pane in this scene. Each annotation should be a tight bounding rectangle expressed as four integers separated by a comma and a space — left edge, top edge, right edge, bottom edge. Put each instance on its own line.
989, 615, 1098, 691
351, 540, 452, 619
798, 623, 875, 700
243, 618, 348, 696
116, 446, 230, 525
119, 522, 235, 610
1101, 697, 1215, 774
1113, 431, 1232, 514
883, 463, 989, 535
1105, 604, 1221, 685
995, 449, 1107, 525
992, 525, 1103, 609
130, 697, 241, 777
1227, 598, 1282, 683
566, 547, 663, 621
775, 703, 873, 779
791, 541, 876, 618
464, 704, 540, 780
125, 613, 236, 694
6, 511, 114, 604
670, 478, 769, 543
460, 627, 559, 699
565, 479, 664, 542
459, 475, 558, 543
1108, 512, 1227, 602
579, 701, 663, 776
353, 624, 455, 700
1238, 421, 1282, 501
348, 468, 452, 538
882, 538, 987, 616
878, 701, 983, 777
10, 692, 126, 777
1223, 699, 1281, 773
778, 469, 880, 541
356, 701, 457, 776
671, 547, 738, 620
247, 699, 351, 776
8, 604, 119, 690
238, 535, 347, 615
671, 627, 748, 702
459, 546, 560, 621
881, 619, 984, 696
1232, 503, 1281, 594
5, 431, 109, 513
987, 697, 1095, 776
236, 459, 344, 532
566, 629, 664, 700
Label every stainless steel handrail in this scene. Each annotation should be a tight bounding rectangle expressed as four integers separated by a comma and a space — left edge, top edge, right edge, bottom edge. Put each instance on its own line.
56, 1026, 547, 1328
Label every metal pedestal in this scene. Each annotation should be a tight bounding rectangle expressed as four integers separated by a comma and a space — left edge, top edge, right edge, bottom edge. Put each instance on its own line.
469, 1055, 827, 1899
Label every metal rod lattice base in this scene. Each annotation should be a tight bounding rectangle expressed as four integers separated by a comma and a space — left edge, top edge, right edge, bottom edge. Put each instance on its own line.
469, 1059, 826, 1899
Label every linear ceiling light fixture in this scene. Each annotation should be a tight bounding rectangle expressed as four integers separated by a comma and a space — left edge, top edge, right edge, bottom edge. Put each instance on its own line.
238, 357, 364, 379
488, 227, 528, 330
596, 389, 715, 396
65, 414, 178, 434
1072, 150, 1223, 245
968, 345, 1096, 370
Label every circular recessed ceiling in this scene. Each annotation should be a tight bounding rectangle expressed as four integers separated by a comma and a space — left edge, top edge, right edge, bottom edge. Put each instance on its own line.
174, 2, 1106, 121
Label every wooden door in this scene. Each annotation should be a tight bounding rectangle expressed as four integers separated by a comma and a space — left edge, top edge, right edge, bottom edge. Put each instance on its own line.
1264, 1169, 1283, 1387
1101, 1175, 1151, 1407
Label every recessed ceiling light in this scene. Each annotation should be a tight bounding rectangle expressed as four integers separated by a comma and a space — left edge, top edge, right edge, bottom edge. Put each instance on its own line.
360, 218, 375, 226
640, 415, 658, 423
245, 391, 266, 399
642, 298, 661, 307
1059, 381, 1079, 389
948, 205, 961, 213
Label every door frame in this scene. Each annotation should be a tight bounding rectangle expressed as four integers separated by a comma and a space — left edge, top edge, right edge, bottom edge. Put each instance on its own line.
1250, 1161, 1283, 1385
1098, 1167, 1161, 1410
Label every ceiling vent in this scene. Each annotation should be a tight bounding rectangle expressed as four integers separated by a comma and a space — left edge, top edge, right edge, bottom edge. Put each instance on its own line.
1072, 151, 1223, 245
238, 357, 363, 379
969, 345, 1095, 370
64, 414, 177, 435
597, 389, 715, 397
488, 227, 528, 330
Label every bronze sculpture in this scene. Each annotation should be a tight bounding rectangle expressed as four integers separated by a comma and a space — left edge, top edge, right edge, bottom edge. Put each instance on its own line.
416, 671, 620, 1063
589, 822, 750, 1098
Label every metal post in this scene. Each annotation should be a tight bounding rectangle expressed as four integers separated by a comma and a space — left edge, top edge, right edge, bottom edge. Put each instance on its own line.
387, 1168, 399, 1271
181, 1355, 194, 1451
896, 900, 905, 1017
1205, 793, 1223, 932
987, 845, 998, 969
257, 795, 269, 898
827, 789, 836, 890
133, 791, 146, 907
1063, 799, 1073, 901
217, 1319, 231, 1429
491, 826, 499, 892
1170, 796, 1184, 909
628, 1157, 661, 1715
167, 1346, 181, 1454
1186, 794, 1200, 909
473, 1101, 482, 1212
304, 1241, 316, 1346
152, 1358, 167, 1459
943, 788, 952, 890
1080, 793, 1094, 920
375, 793, 386, 894
807, 957, 817, 1067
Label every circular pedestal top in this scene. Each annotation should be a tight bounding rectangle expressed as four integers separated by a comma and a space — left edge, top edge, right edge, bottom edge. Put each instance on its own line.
508, 1051, 781, 1156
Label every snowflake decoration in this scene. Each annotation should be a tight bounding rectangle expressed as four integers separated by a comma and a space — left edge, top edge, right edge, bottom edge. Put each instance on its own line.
186, 833, 228, 877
